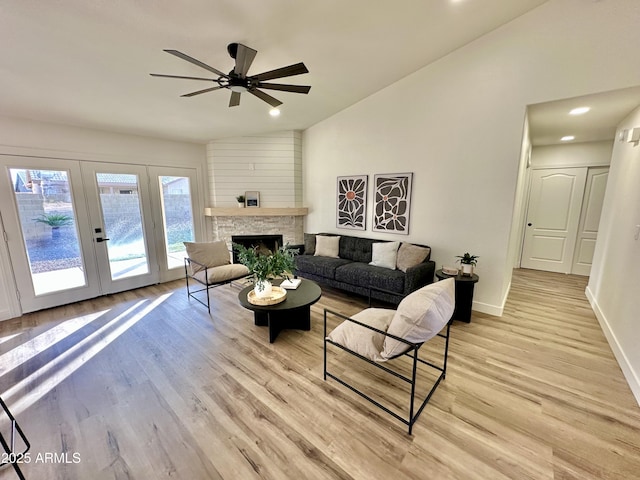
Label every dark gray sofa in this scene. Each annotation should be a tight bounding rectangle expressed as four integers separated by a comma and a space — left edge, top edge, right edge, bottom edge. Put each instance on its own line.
294, 233, 435, 304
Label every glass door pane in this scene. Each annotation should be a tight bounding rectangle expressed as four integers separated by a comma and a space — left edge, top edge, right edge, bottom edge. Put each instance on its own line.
96, 173, 150, 280
9, 168, 86, 295
82, 163, 158, 294
148, 166, 203, 283
0, 157, 101, 314
158, 175, 195, 269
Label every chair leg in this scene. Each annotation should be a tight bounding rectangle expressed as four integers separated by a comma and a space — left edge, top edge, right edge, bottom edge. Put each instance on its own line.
323, 310, 328, 381
408, 348, 418, 435
443, 322, 451, 379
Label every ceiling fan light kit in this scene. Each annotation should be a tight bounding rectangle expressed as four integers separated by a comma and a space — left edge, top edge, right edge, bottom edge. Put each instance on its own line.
150, 43, 311, 108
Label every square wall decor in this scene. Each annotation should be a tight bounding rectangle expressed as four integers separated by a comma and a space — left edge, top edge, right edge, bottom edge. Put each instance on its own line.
373, 173, 413, 235
336, 175, 368, 230
245, 191, 260, 207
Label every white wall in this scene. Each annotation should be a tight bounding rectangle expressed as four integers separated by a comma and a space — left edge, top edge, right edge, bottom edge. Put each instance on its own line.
531, 141, 613, 168
0, 115, 207, 320
587, 107, 640, 405
207, 131, 302, 208
303, 0, 640, 316
506, 114, 532, 283
0, 116, 205, 166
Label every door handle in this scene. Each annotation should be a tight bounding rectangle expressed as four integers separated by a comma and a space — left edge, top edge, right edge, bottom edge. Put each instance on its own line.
96, 237, 110, 243
527, 223, 532, 227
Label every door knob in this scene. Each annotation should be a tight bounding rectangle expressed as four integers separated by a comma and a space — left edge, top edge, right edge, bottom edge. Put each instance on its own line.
527, 223, 532, 226
96, 237, 110, 243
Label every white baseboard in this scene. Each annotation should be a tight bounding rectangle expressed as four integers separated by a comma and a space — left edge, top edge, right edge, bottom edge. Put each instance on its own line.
585, 286, 640, 407
471, 279, 510, 317
472, 301, 503, 317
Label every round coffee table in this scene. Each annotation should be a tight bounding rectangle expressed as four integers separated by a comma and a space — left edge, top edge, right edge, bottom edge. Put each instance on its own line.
238, 278, 322, 343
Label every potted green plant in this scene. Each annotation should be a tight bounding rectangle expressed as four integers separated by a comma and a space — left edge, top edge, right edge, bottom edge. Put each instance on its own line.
233, 243, 297, 297
236, 195, 246, 208
34, 213, 74, 239
456, 252, 478, 276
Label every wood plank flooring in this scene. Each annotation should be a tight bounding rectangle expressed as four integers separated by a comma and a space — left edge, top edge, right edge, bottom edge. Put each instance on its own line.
1, 269, 639, 479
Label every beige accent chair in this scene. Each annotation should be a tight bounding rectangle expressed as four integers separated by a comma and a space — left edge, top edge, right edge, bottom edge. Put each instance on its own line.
184, 241, 250, 313
324, 278, 455, 434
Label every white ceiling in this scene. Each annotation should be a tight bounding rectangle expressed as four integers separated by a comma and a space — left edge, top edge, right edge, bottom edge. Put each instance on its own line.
528, 85, 640, 146
1, 0, 551, 144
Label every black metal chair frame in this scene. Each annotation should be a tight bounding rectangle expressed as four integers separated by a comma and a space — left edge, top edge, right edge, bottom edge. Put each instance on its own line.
184, 258, 250, 313
0, 396, 30, 480
323, 308, 451, 435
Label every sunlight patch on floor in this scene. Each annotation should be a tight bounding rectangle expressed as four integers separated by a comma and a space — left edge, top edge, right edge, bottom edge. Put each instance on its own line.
2, 293, 171, 416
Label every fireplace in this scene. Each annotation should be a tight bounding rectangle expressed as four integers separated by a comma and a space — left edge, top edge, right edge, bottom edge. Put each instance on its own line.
231, 234, 283, 264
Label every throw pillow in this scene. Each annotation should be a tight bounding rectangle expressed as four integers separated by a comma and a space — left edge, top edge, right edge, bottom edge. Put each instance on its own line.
192, 263, 250, 286
369, 241, 400, 270
314, 235, 340, 258
396, 243, 431, 272
381, 278, 455, 359
326, 308, 395, 362
184, 241, 230, 274
304, 233, 317, 255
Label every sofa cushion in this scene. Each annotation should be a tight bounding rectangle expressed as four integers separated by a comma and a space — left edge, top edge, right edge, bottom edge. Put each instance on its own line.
396, 243, 431, 272
339, 235, 380, 263
382, 278, 455, 359
296, 255, 352, 279
315, 235, 340, 258
335, 262, 405, 294
326, 308, 395, 362
369, 241, 400, 270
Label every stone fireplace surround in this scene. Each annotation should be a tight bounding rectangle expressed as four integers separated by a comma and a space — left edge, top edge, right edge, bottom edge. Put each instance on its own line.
209, 212, 305, 259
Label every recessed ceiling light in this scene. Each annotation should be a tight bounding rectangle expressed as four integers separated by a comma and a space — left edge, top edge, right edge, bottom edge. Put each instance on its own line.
269, 108, 280, 117
561, 135, 575, 142
569, 106, 590, 115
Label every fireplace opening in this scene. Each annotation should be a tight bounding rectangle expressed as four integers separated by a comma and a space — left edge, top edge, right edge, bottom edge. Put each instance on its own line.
231, 234, 283, 263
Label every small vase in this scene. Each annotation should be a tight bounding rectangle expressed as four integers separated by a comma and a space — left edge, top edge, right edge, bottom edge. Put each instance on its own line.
254, 279, 272, 298
238, 202, 245, 208
461, 264, 473, 276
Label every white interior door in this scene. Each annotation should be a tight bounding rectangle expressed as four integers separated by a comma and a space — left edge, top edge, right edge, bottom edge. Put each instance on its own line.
571, 167, 609, 276
521, 168, 587, 273
81, 163, 159, 294
0, 157, 101, 312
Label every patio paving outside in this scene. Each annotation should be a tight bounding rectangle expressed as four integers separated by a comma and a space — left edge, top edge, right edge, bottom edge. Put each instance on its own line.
27, 226, 186, 294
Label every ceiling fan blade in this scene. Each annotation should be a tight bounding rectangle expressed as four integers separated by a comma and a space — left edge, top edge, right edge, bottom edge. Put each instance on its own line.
229, 91, 241, 107
150, 73, 215, 82
234, 44, 257, 78
251, 62, 309, 82
181, 86, 224, 97
249, 89, 283, 108
257, 83, 311, 94
164, 49, 229, 78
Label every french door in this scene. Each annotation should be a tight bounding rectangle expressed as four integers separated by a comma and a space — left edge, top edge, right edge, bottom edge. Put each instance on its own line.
0, 156, 200, 313
82, 163, 159, 294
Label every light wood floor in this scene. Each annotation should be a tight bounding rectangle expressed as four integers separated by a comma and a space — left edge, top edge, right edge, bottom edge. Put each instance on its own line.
1, 269, 639, 479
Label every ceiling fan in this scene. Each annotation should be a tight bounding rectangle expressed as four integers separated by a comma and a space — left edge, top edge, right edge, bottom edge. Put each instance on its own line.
150, 43, 311, 108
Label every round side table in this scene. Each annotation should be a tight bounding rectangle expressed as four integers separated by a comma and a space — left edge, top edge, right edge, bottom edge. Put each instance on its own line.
435, 269, 479, 323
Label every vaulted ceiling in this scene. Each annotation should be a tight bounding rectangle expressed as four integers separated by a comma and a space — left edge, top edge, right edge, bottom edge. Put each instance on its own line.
2, 0, 551, 143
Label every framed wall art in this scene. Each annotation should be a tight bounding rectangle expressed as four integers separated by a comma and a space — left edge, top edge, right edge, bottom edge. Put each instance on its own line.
372, 173, 413, 235
245, 191, 260, 207
336, 175, 368, 230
